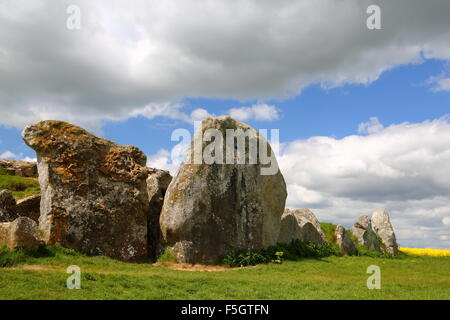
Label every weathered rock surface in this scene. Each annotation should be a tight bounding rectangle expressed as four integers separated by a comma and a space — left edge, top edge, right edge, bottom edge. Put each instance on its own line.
22, 120, 149, 261
147, 168, 172, 260
335, 225, 357, 255
160, 116, 287, 264
0, 159, 37, 177
278, 208, 325, 244
0, 217, 42, 250
15, 194, 41, 224
371, 210, 398, 256
0, 190, 17, 222
352, 215, 381, 252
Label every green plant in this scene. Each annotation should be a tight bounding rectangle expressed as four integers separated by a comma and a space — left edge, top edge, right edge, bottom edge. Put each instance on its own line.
221, 249, 269, 267
156, 247, 177, 265
221, 240, 339, 267
272, 251, 284, 264
0, 168, 15, 176
320, 222, 338, 243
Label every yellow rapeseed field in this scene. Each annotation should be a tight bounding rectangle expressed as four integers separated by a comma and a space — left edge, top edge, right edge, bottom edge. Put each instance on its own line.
400, 247, 450, 257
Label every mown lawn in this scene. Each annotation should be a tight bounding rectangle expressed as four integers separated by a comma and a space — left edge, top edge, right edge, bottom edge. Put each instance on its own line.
0, 246, 449, 300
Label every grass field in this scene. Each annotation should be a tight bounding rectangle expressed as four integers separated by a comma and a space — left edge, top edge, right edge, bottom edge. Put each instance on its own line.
0, 168, 40, 199
0, 246, 449, 300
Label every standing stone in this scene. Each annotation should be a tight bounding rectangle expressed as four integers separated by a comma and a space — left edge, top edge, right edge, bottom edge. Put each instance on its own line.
371, 210, 398, 256
147, 168, 172, 260
22, 120, 149, 261
335, 225, 357, 255
0, 217, 42, 251
15, 195, 41, 224
278, 208, 325, 244
160, 116, 287, 264
0, 190, 17, 222
0, 159, 38, 177
352, 215, 381, 252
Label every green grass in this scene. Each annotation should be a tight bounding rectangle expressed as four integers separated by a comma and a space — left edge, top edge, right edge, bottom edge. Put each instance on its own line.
0, 168, 40, 199
0, 245, 449, 300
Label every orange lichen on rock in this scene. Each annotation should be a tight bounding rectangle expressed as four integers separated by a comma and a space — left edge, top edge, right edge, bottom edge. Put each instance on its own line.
22, 120, 150, 262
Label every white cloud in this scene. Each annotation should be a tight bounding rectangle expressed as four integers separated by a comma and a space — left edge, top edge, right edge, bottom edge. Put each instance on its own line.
0, 151, 17, 159
1, 1, 450, 129
431, 77, 450, 92
443, 217, 450, 226
358, 117, 384, 134
228, 104, 279, 122
22, 157, 37, 163
147, 148, 186, 175
190, 108, 215, 122
278, 116, 450, 249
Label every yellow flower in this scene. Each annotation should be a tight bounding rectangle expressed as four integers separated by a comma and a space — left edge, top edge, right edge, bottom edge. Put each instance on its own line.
399, 247, 450, 257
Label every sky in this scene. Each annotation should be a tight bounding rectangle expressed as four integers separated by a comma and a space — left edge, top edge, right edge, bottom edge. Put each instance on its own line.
1, 0, 450, 249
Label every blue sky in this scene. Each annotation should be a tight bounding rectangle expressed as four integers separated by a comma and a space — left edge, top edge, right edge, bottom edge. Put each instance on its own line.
1, 0, 450, 248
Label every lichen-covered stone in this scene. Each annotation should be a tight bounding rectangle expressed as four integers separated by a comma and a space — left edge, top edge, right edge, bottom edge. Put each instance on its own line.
335, 225, 357, 255
0, 217, 42, 251
278, 208, 325, 244
0, 190, 17, 222
15, 194, 41, 224
160, 116, 287, 264
371, 210, 398, 256
147, 168, 172, 260
22, 120, 149, 261
352, 215, 381, 252
0, 159, 37, 177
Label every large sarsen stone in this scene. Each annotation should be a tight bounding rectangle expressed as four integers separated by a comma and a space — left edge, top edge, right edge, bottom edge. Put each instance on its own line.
371, 210, 398, 256
160, 116, 287, 264
22, 120, 149, 261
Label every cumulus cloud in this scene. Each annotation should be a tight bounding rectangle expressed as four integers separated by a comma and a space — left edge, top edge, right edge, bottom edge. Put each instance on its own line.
278, 116, 450, 248
22, 157, 37, 162
1, 0, 450, 129
190, 108, 215, 122
431, 77, 450, 92
147, 149, 178, 174
0, 151, 17, 159
228, 104, 279, 122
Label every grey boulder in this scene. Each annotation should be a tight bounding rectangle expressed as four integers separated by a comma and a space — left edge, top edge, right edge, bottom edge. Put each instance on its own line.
352, 215, 381, 252
160, 116, 287, 264
0, 217, 42, 251
15, 194, 41, 224
278, 208, 325, 244
335, 225, 357, 255
371, 210, 398, 256
147, 168, 172, 260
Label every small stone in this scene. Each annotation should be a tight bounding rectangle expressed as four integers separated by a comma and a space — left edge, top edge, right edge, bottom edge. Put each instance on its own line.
335, 225, 357, 255
0, 217, 42, 251
15, 194, 41, 224
352, 215, 381, 252
278, 208, 325, 244
0, 159, 37, 177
